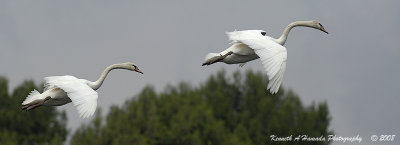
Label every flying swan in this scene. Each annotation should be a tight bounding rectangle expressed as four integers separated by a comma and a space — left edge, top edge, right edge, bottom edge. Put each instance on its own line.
21, 62, 143, 118
202, 20, 328, 94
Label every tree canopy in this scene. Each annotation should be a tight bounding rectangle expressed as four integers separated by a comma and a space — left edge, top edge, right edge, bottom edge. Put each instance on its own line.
0, 77, 68, 145
71, 70, 333, 145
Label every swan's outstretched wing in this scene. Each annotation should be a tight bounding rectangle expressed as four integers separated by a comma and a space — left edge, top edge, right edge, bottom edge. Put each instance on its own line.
44, 76, 75, 91
227, 30, 287, 94
44, 76, 98, 118
227, 30, 266, 43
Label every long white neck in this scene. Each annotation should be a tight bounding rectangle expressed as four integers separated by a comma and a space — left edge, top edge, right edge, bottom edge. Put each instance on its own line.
275, 21, 314, 45
88, 64, 124, 90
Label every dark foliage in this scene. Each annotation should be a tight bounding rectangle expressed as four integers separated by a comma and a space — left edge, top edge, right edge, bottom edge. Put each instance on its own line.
71, 70, 333, 145
0, 77, 68, 145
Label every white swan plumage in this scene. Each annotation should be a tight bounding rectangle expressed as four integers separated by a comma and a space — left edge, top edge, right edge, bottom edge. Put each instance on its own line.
202, 20, 328, 94
22, 62, 143, 118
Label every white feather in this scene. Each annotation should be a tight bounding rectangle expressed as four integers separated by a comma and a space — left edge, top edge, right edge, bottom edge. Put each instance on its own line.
204, 53, 220, 61
45, 76, 98, 118
22, 89, 42, 105
227, 30, 287, 94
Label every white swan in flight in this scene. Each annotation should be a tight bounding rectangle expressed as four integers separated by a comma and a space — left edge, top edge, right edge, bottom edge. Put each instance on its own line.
202, 20, 328, 94
22, 62, 143, 118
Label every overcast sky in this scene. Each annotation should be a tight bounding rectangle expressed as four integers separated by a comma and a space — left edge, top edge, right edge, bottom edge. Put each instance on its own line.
1, 0, 399, 145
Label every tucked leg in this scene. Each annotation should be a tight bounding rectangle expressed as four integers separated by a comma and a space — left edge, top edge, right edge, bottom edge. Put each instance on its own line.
202, 51, 233, 66
22, 96, 51, 110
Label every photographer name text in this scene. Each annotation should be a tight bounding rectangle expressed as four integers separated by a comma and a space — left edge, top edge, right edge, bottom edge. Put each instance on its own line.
270, 134, 362, 143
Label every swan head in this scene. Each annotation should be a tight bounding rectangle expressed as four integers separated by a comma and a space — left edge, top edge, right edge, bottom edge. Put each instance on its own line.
119, 62, 143, 74
310, 20, 328, 34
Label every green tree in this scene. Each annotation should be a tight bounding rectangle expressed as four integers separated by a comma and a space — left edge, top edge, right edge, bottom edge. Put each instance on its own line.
0, 77, 68, 145
71, 70, 333, 145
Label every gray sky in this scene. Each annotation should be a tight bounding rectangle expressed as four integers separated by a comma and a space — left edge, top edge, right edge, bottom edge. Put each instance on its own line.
1, 0, 399, 144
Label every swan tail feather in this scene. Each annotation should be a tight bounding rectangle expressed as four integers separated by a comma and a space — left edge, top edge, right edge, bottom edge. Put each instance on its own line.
202, 53, 223, 66
204, 53, 220, 61
22, 89, 42, 105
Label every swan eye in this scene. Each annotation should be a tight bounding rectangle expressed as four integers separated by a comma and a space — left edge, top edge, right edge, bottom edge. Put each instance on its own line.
319, 23, 323, 27
261, 32, 266, 36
